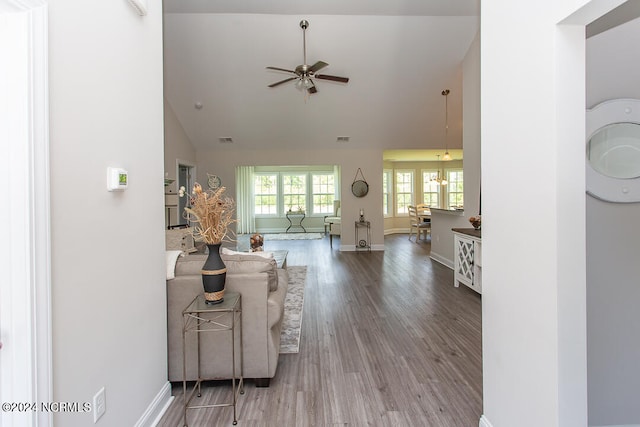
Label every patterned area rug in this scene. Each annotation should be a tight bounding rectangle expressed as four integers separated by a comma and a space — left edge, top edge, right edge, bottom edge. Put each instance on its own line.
280, 266, 307, 354
265, 233, 323, 241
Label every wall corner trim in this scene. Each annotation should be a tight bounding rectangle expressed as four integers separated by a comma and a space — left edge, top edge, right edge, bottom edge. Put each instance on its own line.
479, 415, 494, 427
134, 382, 173, 427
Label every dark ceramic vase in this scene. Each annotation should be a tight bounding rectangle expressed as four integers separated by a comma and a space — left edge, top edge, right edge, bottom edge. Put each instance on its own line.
201, 243, 226, 304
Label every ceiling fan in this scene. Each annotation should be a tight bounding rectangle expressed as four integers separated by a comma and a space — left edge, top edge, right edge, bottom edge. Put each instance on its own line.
266, 20, 349, 94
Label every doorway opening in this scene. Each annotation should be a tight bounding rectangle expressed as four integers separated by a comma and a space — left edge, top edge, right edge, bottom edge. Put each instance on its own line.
175, 161, 196, 228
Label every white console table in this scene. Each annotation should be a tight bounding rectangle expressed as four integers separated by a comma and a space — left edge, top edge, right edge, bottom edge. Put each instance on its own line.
452, 228, 482, 294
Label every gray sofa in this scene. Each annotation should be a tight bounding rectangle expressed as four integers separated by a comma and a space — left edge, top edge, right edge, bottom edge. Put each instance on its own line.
166, 249, 289, 387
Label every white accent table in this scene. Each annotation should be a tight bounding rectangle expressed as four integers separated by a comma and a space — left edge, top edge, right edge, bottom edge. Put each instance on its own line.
452, 228, 482, 294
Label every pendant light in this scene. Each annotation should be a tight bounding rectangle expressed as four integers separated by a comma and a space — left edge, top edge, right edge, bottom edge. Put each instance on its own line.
442, 89, 452, 161
430, 155, 448, 186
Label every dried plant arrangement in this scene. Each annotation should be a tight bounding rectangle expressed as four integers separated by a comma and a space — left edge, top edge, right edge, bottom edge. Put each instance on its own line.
183, 183, 236, 244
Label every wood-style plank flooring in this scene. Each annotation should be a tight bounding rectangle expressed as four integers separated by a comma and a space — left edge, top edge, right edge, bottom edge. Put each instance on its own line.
157, 234, 482, 427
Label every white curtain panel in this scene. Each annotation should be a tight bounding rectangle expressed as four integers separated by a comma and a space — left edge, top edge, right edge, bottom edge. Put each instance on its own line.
334, 164, 341, 199
235, 166, 256, 234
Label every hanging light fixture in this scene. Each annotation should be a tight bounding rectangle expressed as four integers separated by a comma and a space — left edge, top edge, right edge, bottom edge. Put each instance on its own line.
430, 155, 448, 186
442, 89, 452, 161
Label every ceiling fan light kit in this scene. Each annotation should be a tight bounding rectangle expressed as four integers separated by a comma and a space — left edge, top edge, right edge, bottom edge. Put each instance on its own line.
267, 20, 349, 95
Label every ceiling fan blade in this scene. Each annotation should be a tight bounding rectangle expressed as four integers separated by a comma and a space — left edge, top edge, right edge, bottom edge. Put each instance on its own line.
268, 77, 297, 88
307, 80, 317, 94
309, 61, 329, 73
266, 66, 296, 74
315, 74, 349, 83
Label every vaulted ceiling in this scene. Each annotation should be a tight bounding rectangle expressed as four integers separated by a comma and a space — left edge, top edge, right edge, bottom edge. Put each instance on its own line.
162, 1, 480, 155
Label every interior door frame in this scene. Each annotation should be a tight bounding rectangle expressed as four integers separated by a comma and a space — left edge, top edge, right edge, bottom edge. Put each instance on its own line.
0, 2, 52, 426
176, 159, 196, 227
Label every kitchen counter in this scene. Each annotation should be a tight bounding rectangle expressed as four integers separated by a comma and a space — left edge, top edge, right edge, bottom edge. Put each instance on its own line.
452, 227, 481, 239
431, 207, 465, 216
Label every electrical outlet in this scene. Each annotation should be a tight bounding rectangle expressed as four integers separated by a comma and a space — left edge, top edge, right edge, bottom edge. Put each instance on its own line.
93, 387, 106, 423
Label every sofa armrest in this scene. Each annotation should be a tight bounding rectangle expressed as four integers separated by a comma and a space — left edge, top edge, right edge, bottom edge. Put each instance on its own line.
225, 271, 287, 378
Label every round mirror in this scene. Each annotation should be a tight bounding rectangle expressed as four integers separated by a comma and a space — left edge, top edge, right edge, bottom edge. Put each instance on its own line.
351, 180, 369, 197
588, 122, 640, 179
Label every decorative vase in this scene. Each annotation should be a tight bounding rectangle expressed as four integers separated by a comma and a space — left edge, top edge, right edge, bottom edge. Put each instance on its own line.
201, 243, 226, 304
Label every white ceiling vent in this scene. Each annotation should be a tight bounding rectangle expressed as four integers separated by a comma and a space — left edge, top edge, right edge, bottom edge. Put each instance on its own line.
218, 137, 234, 144
337, 136, 350, 142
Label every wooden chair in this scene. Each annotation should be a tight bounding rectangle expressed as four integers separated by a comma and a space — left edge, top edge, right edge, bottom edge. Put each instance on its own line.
416, 203, 431, 217
408, 205, 431, 242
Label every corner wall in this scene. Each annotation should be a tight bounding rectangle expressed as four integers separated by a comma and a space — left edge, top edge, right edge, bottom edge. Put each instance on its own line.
481, 1, 594, 426
49, 1, 169, 425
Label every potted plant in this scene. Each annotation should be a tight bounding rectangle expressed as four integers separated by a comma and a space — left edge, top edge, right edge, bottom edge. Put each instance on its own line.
183, 183, 236, 304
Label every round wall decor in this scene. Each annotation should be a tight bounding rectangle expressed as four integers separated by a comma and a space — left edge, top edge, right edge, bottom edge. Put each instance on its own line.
207, 174, 221, 190
351, 168, 369, 197
586, 98, 640, 203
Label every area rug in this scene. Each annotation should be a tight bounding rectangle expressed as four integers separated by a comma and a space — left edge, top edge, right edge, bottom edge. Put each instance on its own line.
265, 233, 323, 241
280, 265, 307, 354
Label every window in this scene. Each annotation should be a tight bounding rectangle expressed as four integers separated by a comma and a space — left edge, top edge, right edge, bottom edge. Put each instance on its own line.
447, 170, 464, 208
421, 170, 441, 208
395, 170, 414, 215
312, 173, 335, 214
383, 169, 392, 216
254, 174, 278, 215
283, 174, 307, 212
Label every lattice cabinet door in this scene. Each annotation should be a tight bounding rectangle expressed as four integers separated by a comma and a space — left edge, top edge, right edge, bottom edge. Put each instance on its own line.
454, 234, 474, 288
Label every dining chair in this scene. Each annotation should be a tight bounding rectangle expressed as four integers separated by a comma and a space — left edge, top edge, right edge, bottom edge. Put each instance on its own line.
408, 205, 431, 242
416, 203, 431, 216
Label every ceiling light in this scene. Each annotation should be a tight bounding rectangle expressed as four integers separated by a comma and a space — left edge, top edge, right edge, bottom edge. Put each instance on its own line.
442, 89, 452, 161
430, 155, 448, 186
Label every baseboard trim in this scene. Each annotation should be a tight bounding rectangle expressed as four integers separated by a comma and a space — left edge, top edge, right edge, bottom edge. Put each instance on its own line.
383, 227, 409, 235
479, 415, 493, 427
254, 227, 325, 234
430, 252, 453, 269
340, 244, 384, 252
134, 381, 173, 427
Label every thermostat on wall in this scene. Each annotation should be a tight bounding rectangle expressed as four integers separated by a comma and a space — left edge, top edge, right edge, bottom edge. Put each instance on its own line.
107, 167, 128, 191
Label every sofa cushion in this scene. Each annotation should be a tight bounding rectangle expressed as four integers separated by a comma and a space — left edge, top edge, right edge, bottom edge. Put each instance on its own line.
220, 248, 278, 291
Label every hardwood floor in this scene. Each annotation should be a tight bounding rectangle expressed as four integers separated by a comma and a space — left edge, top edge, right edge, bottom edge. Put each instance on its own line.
158, 234, 482, 427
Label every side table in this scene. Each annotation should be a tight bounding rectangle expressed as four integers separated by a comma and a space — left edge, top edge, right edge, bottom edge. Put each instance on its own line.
182, 292, 244, 426
355, 220, 371, 252
285, 211, 306, 232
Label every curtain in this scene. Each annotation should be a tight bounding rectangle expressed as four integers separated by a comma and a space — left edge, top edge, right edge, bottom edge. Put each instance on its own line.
235, 166, 255, 234
334, 164, 341, 202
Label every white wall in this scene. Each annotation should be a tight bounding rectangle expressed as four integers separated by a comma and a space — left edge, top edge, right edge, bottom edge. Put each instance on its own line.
481, 0, 600, 426
164, 98, 196, 193
195, 148, 383, 250
462, 31, 481, 222
49, 1, 169, 425
586, 16, 640, 426
430, 31, 481, 267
